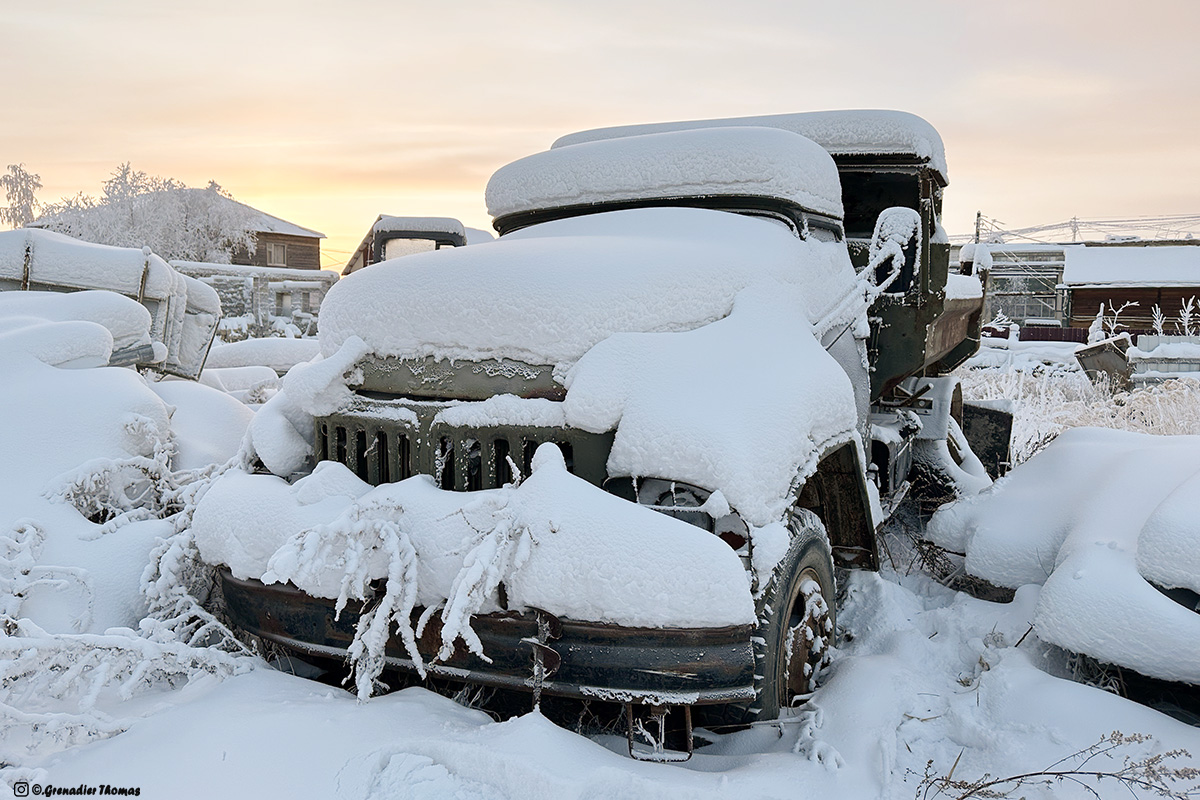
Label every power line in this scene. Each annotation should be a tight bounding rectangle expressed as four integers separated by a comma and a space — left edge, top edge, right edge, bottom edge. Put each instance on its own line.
951, 213, 1200, 245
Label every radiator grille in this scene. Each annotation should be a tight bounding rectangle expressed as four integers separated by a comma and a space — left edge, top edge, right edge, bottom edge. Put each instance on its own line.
315, 410, 609, 490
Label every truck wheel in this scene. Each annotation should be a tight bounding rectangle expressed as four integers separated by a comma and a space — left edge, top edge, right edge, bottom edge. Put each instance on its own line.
754, 507, 837, 719
699, 508, 835, 728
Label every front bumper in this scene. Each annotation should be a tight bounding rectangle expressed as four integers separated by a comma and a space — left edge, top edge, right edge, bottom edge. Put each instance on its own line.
221, 570, 757, 705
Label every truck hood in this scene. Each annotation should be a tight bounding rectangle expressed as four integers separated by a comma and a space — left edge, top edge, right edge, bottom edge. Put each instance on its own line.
318, 207, 860, 369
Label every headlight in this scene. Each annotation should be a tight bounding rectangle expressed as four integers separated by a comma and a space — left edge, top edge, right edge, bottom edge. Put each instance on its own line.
604, 476, 749, 550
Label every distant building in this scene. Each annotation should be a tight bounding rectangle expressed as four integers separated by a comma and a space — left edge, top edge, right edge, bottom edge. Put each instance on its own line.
957, 240, 1200, 333
956, 242, 1076, 325
1062, 242, 1200, 331
172, 260, 338, 340
220, 195, 325, 271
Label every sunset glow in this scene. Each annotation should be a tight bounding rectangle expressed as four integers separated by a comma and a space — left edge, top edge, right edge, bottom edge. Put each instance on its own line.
5, 0, 1199, 270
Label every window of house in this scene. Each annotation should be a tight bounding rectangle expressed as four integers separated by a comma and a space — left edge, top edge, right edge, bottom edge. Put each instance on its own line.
268, 242, 287, 266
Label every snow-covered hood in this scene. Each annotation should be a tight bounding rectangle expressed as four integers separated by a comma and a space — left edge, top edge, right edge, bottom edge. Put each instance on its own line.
318, 207, 861, 369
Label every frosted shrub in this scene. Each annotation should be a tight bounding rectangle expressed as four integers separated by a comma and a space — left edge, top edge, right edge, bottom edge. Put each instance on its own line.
959, 366, 1200, 464
0, 617, 246, 762
435, 491, 535, 662
263, 502, 423, 701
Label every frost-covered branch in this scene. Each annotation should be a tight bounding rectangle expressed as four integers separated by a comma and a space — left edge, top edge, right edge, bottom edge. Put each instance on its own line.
1177, 297, 1197, 337
35, 165, 258, 263
914, 732, 1200, 799
437, 492, 536, 663
262, 501, 424, 700
0, 618, 247, 762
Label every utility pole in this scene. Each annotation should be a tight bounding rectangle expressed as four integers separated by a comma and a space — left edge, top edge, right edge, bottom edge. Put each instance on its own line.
974, 211, 982, 244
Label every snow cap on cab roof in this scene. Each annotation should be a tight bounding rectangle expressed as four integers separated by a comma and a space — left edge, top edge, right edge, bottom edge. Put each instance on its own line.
486, 126, 844, 222
372, 215, 466, 237
553, 110, 948, 185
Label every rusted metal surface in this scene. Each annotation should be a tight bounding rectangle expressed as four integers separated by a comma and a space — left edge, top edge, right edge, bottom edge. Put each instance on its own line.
221, 571, 757, 706
1075, 337, 1134, 390
357, 355, 564, 401
625, 703, 694, 762
925, 295, 982, 372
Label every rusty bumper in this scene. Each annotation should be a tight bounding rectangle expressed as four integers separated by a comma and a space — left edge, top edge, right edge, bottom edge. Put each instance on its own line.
221, 571, 757, 705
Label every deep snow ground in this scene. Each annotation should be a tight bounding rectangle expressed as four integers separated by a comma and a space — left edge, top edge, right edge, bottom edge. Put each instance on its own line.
3, 307, 1200, 799
14, 534, 1200, 800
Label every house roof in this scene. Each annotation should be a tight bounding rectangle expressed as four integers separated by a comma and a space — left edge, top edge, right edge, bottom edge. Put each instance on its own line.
197, 191, 324, 239
1063, 244, 1200, 288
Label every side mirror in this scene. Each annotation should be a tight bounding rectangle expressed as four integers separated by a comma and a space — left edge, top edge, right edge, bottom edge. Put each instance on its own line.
868, 207, 921, 294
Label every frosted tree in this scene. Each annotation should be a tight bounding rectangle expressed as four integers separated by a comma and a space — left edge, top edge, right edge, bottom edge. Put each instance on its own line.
1152, 304, 1167, 336
1178, 297, 1197, 337
0, 163, 42, 229
35, 164, 259, 263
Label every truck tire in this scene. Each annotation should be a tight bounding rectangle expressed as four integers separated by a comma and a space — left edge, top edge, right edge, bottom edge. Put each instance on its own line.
755, 507, 837, 718
700, 508, 836, 728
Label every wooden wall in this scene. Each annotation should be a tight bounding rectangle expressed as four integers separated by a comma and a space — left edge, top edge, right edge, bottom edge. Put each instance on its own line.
232, 232, 322, 271
1070, 287, 1200, 330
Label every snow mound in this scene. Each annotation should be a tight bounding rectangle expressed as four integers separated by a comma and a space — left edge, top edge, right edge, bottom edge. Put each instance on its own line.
564, 282, 858, 526
0, 290, 152, 357
0, 307, 180, 634
487, 126, 843, 220
928, 427, 1200, 683
206, 337, 321, 374
148, 380, 253, 471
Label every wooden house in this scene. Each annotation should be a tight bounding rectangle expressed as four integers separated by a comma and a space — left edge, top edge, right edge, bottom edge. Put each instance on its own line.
219, 196, 325, 271
1063, 243, 1200, 331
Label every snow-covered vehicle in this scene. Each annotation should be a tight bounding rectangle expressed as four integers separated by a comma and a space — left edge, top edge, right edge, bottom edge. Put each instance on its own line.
0, 228, 221, 379
201, 111, 987, 757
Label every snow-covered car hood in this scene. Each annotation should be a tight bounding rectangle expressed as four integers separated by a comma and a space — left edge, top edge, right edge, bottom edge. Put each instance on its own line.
318, 207, 862, 369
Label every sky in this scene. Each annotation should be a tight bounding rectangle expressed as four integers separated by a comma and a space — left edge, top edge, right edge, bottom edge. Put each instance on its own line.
4, 0, 1200, 270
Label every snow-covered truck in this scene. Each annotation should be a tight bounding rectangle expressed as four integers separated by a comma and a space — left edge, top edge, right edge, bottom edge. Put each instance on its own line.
202, 110, 987, 757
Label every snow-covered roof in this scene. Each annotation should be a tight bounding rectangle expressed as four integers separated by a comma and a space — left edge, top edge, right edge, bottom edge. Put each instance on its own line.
486, 126, 844, 221
372, 216, 466, 238
552, 110, 948, 183
183, 190, 324, 239
1062, 245, 1200, 287
171, 260, 339, 285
